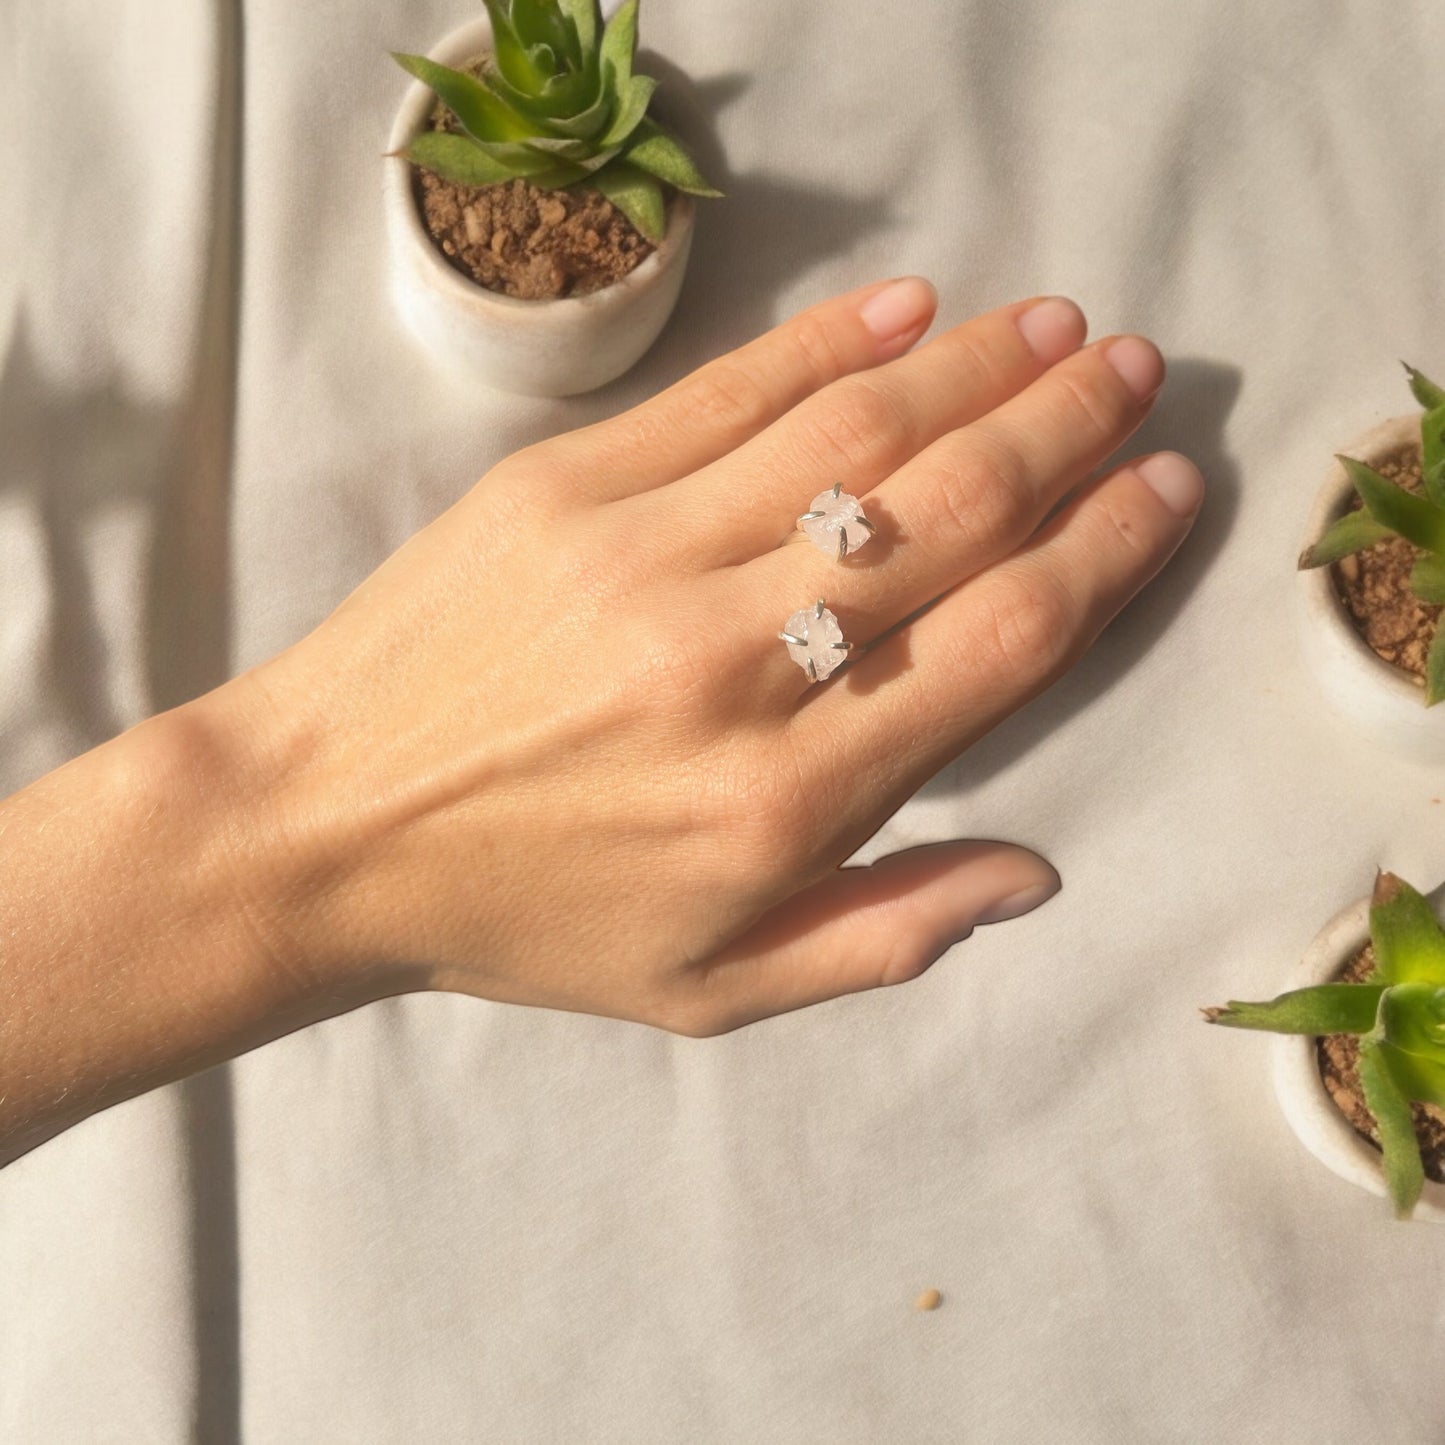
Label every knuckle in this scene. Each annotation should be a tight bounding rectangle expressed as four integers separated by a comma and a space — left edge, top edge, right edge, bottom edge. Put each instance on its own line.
574, 405, 670, 467
683, 360, 776, 436
879, 933, 958, 988
620, 626, 713, 707
1050, 364, 1126, 438
974, 566, 1077, 683
473, 460, 558, 526
931, 437, 1032, 548
657, 992, 733, 1039
785, 309, 851, 385
795, 376, 913, 474
702, 751, 811, 877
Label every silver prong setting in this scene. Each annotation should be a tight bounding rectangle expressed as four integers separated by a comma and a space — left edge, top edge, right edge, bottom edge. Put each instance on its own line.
780, 600, 849, 684
796, 486, 874, 561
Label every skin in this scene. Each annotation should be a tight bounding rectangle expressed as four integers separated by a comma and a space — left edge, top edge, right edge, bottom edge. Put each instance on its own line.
0, 278, 1203, 1167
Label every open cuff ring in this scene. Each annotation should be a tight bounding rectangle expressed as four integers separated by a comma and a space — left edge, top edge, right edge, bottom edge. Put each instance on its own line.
779, 599, 851, 682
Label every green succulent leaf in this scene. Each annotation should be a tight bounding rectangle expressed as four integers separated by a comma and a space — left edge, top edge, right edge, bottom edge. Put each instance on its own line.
1423, 405, 1445, 510
523, 133, 602, 161
529, 140, 621, 176
1379, 981, 1445, 1064
1410, 553, 1445, 605
537, 80, 614, 139
404, 131, 522, 186
623, 117, 722, 195
1404, 363, 1445, 413
590, 159, 666, 242
1428, 622, 1445, 708
392, 52, 534, 143
1202, 983, 1386, 1035
1297, 507, 1391, 569
1342, 454, 1445, 554
1382, 1040, 1445, 1109
558, 0, 600, 61
481, 0, 550, 92
483, 61, 590, 122
599, 0, 639, 91
526, 160, 594, 189
512, 0, 577, 59
1368, 872, 1445, 984
600, 72, 657, 148
406, 130, 590, 184
1359, 1033, 1424, 1219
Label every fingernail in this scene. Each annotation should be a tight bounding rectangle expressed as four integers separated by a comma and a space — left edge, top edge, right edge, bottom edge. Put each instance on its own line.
858, 276, 938, 344
1136, 451, 1205, 518
974, 876, 1062, 927
1016, 296, 1086, 365
1101, 335, 1165, 400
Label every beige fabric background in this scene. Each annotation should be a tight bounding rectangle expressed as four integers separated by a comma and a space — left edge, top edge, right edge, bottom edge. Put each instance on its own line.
4, 0, 1445, 1439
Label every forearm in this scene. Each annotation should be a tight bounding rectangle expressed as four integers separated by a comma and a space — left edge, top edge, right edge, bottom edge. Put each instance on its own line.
0, 694, 380, 1166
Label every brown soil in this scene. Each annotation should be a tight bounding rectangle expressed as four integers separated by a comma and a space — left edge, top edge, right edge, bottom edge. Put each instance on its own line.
410, 80, 658, 300
1317, 940, 1445, 1182
1329, 441, 1441, 680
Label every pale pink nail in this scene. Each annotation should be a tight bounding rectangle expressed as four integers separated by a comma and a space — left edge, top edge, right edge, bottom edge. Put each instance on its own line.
858, 276, 938, 344
1101, 335, 1165, 400
1136, 451, 1205, 518
973, 876, 1062, 927
1016, 296, 1086, 364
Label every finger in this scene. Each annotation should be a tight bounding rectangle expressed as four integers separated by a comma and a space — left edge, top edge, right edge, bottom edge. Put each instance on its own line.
647, 294, 1089, 564
723, 333, 1163, 682
680, 841, 1060, 1034
535, 275, 940, 503
804, 451, 1204, 799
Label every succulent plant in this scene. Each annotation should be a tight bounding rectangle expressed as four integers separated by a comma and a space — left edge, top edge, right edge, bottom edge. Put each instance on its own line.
1204, 871, 1445, 1219
1298, 363, 1445, 703
392, 0, 721, 245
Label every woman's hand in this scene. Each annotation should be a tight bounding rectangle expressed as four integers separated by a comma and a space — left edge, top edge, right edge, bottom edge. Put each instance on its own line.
0, 276, 1202, 1161
221, 275, 1199, 1036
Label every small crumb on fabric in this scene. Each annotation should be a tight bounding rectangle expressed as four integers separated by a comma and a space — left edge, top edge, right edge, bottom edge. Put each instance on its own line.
914, 1288, 942, 1311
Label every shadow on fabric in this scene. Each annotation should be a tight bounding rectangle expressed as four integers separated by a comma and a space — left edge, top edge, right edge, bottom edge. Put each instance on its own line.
593, 56, 903, 399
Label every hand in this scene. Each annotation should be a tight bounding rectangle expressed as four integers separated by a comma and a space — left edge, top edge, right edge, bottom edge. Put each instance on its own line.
215, 274, 1201, 1037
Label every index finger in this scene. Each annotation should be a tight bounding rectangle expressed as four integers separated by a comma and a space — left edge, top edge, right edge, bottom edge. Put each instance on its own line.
541, 276, 940, 502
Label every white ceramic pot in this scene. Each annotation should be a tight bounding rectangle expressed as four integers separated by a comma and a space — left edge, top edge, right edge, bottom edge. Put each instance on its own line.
1269, 892, 1445, 1221
1295, 413, 1445, 764
383, 15, 696, 398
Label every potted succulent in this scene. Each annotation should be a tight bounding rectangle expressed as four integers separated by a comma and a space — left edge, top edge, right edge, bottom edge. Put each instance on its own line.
1204, 871, 1445, 1221
1296, 365, 1445, 761
383, 0, 721, 397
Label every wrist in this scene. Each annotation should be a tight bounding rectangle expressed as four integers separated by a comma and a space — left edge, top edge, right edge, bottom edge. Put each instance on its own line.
0, 688, 410, 1164
171, 671, 429, 1006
